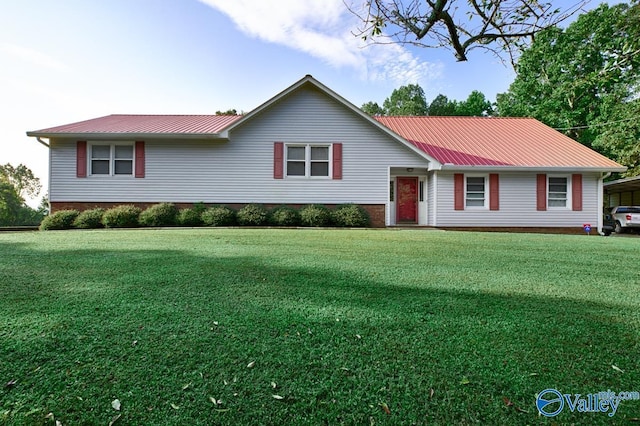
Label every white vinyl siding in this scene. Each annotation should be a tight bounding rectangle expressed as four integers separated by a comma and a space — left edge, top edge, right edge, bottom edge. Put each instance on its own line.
433, 172, 600, 227
49, 87, 429, 204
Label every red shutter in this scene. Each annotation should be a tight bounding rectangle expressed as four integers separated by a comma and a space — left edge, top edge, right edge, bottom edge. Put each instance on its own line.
489, 174, 499, 211
454, 173, 464, 210
77, 141, 87, 178
332, 143, 342, 180
135, 141, 145, 178
274, 142, 284, 179
572, 174, 583, 211
537, 174, 547, 211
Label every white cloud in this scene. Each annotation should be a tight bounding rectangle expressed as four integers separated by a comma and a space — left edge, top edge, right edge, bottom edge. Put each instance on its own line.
199, 0, 441, 86
0, 43, 69, 72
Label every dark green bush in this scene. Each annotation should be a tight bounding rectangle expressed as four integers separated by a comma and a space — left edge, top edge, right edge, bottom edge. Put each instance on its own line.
331, 204, 370, 227
102, 205, 141, 228
73, 208, 105, 229
299, 204, 331, 227
201, 206, 236, 227
39, 209, 79, 231
177, 208, 203, 227
139, 203, 178, 227
270, 206, 300, 226
237, 204, 268, 226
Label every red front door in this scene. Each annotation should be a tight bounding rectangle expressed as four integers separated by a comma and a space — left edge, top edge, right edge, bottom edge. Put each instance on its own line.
396, 177, 418, 224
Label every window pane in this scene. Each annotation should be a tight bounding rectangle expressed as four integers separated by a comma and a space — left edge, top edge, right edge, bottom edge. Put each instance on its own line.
467, 193, 484, 199
91, 160, 109, 174
549, 199, 566, 207
92, 145, 110, 158
287, 161, 305, 176
287, 146, 305, 161
467, 184, 484, 192
115, 145, 133, 159
310, 162, 329, 176
467, 199, 485, 207
311, 146, 328, 161
549, 177, 567, 192
114, 160, 133, 175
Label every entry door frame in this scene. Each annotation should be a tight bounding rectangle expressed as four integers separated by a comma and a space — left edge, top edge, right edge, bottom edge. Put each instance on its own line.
396, 176, 419, 224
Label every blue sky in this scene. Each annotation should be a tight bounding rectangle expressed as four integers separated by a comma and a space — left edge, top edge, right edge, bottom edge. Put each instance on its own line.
1, 0, 594, 203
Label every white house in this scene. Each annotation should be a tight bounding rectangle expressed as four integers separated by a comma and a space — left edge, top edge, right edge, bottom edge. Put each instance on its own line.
27, 75, 625, 232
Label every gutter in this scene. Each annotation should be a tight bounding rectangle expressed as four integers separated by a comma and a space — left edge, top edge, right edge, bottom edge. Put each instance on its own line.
438, 165, 627, 173
598, 172, 611, 235
36, 137, 50, 148
26, 132, 229, 141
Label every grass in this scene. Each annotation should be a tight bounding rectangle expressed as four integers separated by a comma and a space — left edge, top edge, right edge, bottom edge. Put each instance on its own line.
0, 228, 639, 425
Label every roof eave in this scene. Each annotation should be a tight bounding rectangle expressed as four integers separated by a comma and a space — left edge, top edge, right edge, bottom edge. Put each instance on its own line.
26, 131, 228, 141
439, 165, 627, 173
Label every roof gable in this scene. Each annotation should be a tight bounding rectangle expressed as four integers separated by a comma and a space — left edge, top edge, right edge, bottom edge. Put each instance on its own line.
375, 116, 625, 171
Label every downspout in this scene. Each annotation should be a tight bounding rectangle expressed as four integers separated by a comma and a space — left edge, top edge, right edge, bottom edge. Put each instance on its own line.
598, 172, 611, 235
36, 137, 50, 148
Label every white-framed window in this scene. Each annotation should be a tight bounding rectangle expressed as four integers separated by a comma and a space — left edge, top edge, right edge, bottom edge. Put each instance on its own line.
548, 176, 568, 208
286, 144, 330, 178
465, 175, 486, 208
90, 143, 134, 176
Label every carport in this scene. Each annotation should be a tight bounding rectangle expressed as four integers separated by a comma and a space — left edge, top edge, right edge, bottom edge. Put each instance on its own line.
605, 175, 640, 207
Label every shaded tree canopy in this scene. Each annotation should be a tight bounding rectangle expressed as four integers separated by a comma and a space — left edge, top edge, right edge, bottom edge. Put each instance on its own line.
348, 0, 588, 65
383, 84, 429, 115
496, 2, 640, 175
361, 84, 493, 117
0, 163, 41, 199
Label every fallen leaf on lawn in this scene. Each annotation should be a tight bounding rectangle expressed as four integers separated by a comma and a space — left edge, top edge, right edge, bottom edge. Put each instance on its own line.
460, 376, 470, 385
76, 396, 83, 401
271, 381, 277, 389
45, 413, 54, 420
272, 394, 285, 400
213, 321, 219, 326
5, 379, 17, 388
111, 399, 121, 411
182, 382, 192, 390
628, 417, 640, 422
131, 340, 138, 346
214, 408, 231, 412
379, 402, 391, 415
503, 397, 514, 407
209, 396, 222, 405
108, 414, 121, 426
56, 421, 62, 426
612, 365, 624, 373
429, 388, 434, 399
529, 373, 538, 376
170, 403, 180, 410
247, 361, 255, 369
514, 406, 529, 413
223, 379, 228, 386
355, 334, 362, 339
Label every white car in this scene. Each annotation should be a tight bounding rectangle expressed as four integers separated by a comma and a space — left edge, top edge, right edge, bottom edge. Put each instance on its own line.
611, 206, 640, 233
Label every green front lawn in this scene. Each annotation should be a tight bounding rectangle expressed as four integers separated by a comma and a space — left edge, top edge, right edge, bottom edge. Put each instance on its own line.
1, 229, 638, 424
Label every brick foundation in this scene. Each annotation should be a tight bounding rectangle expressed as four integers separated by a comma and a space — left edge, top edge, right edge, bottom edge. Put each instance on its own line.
50, 202, 388, 228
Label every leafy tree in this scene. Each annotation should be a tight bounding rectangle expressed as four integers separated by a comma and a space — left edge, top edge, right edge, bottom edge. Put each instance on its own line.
496, 3, 640, 151
455, 90, 494, 116
0, 163, 41, 199
382, 84, 429, 115
361, 101, 385, 116
592, 98, 640, 177
0, 164, 46, 226
0, 178, 22, 226
349, 0, 588, 64
427, 94, 457, 116
215, 109, 238, 115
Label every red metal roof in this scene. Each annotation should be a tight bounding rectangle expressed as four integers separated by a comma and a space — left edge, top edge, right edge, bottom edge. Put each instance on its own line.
375, 116, 623, 169
29, 114, 242, 135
